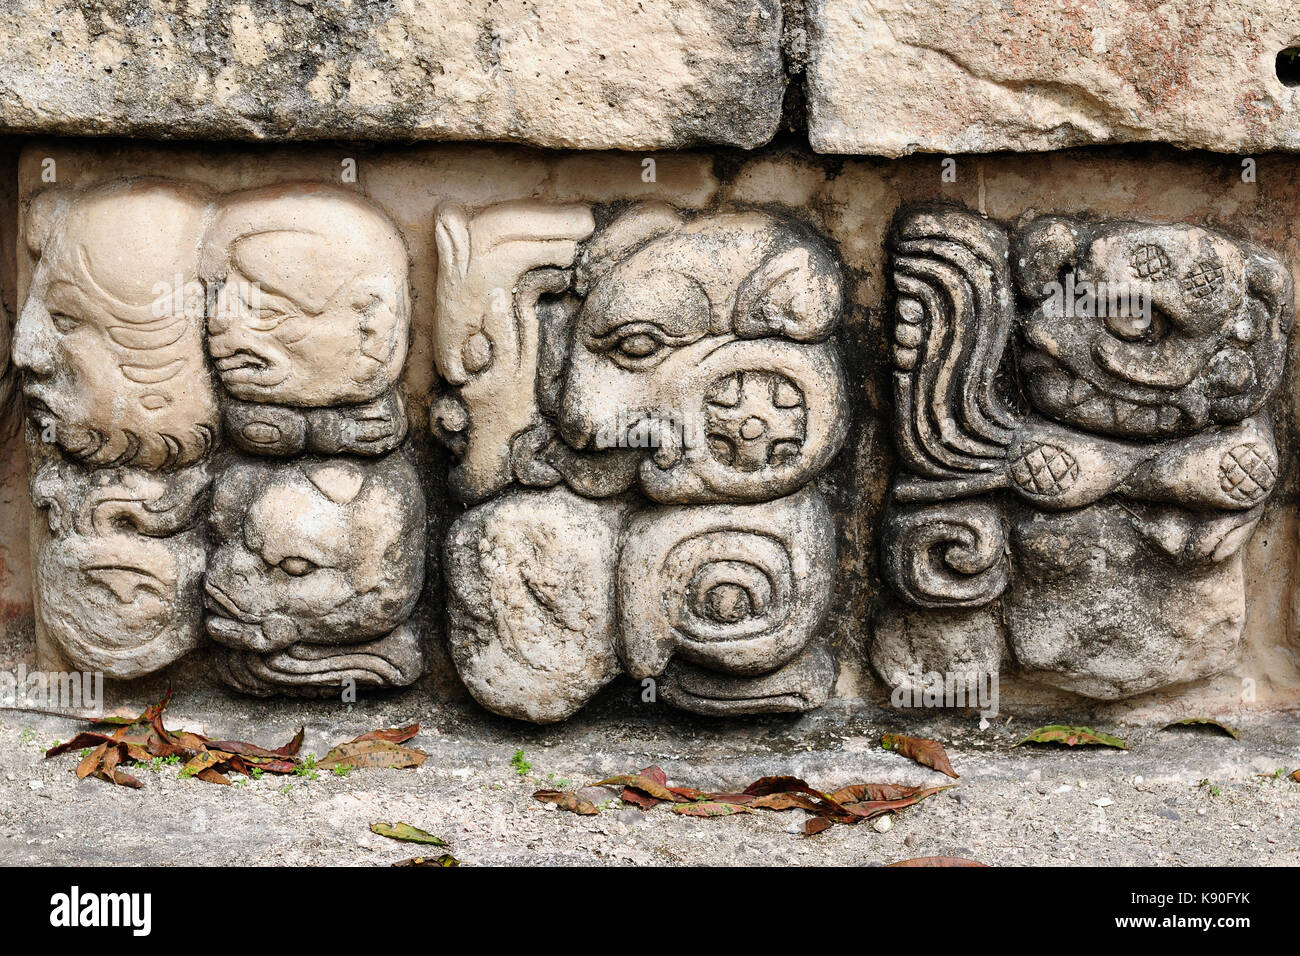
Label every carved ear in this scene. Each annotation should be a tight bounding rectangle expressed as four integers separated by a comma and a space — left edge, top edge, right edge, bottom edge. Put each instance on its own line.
304, 461, 366, 504
731, 243, 842, 342
1244, 247, 1294, 333
434, 203, 471, 283
24, 188, 67, 257
347, 274, 407, 375
1012, 215, 1088, 302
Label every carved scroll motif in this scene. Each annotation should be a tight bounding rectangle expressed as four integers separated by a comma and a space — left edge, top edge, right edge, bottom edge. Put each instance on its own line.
437, 203, 848, 721
878, 204, 1293, 699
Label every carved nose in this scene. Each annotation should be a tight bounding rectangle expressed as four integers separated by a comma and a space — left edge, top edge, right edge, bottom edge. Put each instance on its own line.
12, 297, 56, 376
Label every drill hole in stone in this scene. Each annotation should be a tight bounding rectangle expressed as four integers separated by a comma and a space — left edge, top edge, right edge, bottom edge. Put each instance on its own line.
1277, 47, 1300, 87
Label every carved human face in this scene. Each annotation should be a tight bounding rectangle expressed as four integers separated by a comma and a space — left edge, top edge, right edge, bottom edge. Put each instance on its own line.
558, 209, 847, 503
203, 184, 410, 407
204, 453, 425, 654
1016, 219, 1292, 439
14, 181, 218, 469
39, 530, 205, 679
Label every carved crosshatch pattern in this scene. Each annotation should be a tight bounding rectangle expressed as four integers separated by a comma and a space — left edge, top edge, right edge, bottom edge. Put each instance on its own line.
876, 205, 1294, 700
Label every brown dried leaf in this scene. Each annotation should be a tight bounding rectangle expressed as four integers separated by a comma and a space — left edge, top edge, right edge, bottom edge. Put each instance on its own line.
803, 816, 834, 836
880, 734, 959, 778
841, 785, 956, 821
76, 743, 108, 780
1014, 725, 1127, 749
888, 856, 988, 867
532, 789, 599, 815
392, 854, 460, 867
670, 801, 754, 817
352, 725, 419, 745
318, 739, 426, 770
594, 773, 678, 803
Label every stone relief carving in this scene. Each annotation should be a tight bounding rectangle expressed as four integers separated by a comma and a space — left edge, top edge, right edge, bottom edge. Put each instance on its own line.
439, 202, 847, 721
200, 184, 426, 695
17, 179, 427, 693
17, 180, 218, 676
876, 204, 1293, 699
205, 452, 426, 697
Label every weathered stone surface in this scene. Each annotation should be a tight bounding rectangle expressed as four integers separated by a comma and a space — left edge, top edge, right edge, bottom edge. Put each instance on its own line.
9, 141, 1300, 721
0, 0, 785, 150
877, 205, 1292, 699
807, 0, 1300, 156
444, 486, 628, 724
16, 179, 219, 470
658, 639, 835, 715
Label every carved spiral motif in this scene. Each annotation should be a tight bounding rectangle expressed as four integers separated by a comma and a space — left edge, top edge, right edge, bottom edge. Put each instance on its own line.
616, 486, 835, 678
882, 499, 1009, 609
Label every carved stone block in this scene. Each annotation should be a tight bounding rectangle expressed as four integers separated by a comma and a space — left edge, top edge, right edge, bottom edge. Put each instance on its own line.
877, 204, 1293, 699
434, 201, 848, 720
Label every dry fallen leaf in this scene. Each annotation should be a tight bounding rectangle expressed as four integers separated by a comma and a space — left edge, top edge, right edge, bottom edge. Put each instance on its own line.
319, 738, 427, 770
888, 856, 988, 867
1014, 725, 1128, 749
670, 801, 754, 817
392, 854, 460, 867
371, 822, 451, 845
532, 789, 599, 815
880, 733, 959, 778
44, 690, 425, 787
594, 772, 679, 804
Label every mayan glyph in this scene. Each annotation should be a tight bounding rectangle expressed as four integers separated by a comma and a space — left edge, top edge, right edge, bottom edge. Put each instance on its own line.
17, 180, 217, 678
438, 202, 848, 721
199, 184, 425, 696
876, 204, 1293, 699
16, 178, 426, 693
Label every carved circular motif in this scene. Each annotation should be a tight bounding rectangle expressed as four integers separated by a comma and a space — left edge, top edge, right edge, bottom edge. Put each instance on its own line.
1219, 442, 1277, 503
704, 371, 807, 472
1009, 441, 1080, 496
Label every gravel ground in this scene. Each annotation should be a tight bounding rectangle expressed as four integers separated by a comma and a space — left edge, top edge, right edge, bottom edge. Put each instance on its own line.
1, 682, 1297, 867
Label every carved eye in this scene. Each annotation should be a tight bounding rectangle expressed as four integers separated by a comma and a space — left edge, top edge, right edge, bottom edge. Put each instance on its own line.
605, 325, 672, 369
618, 333, 659, 358
49, 312, 80, 334
277, 556, 318, 576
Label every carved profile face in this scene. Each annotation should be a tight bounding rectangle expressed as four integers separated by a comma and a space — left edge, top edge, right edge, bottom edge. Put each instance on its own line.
1015, 218, 1293, 439
559, 206, 847, 504
15, 180, 219, 469
203, 452, 424, 654
202, 184, 410, 407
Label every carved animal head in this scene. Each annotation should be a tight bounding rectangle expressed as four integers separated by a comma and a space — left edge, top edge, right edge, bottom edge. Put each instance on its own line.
204, 452, 425, 654
1014, 217, 1293, 439
202, 183, 410, 407
559, 204, 848, 503
15, 179, 219, 469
